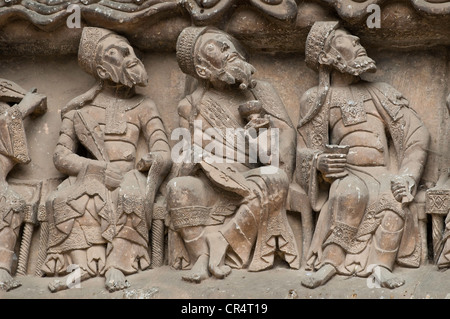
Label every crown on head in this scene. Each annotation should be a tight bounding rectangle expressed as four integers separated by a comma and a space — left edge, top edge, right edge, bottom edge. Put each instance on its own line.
78, 27, 117, 76
305, 21, 340, 71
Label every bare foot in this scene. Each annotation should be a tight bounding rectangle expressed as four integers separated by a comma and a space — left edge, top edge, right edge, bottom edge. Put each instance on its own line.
182, 254, 210, 283
301, 264, 337, 289
48, 267, 90, 293
105, 268, 130, 292
206, 232, 231, 279
0, 269, 21, 291
48, 279, 68, 293
374, 266, 405, 289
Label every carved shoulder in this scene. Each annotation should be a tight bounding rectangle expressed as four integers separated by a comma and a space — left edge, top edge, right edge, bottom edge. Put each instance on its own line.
136, 96, 163, 122
370, 81, 409, 107
299, 86, 319, 119
139, 96, 158, 111
61, 109, 76, 122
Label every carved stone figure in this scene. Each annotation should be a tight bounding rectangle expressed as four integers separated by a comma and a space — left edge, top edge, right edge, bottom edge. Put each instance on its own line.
296, 21, 430, 289
166, 26, 299, 283
0, 79, 47, 291
41, 27, 172, 292
428, 94, 450, 267
430, 168, 450, 267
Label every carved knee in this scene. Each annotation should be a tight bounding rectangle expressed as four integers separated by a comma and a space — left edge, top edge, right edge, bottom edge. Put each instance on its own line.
166, 176, 209, 209
381, 210, 404, 232
331, 176, 369, 225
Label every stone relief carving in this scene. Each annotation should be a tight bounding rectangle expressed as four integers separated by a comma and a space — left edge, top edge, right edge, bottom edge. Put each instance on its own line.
39, 27, 172, 292
428, 94, 450, 267
179, 0, 298, 24
0, 0, 447, 300
0, 0, 178, 30
295, 21, 430, 289
322, 0, 450, 19
2, 0, 449, 56
0, 0, 297, 31
0, 79, 47, 291
2, 0, 449, 29
166, 26, 299, 283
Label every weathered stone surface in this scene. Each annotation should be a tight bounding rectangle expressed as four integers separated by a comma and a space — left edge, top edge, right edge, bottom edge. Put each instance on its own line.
0, 0, 448, 301
1, 1, 449, 54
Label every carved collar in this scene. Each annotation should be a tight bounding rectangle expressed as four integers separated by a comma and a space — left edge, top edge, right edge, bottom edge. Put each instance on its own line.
329, 85, 371, 127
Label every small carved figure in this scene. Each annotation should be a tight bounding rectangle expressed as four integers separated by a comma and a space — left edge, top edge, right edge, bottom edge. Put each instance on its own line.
166, 26, 299, 283
0, 79, 47, 291
41, 27, 172, 292
296, 21, 430, 289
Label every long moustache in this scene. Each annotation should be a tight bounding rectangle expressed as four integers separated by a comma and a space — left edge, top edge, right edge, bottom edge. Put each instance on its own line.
227, 62, 256, 90
124, 61, 148, 87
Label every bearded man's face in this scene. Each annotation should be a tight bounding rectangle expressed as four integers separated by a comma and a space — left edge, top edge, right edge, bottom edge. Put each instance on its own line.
99, 37, 148, 88
196, 34, 256, 90
325, 29, 377, 76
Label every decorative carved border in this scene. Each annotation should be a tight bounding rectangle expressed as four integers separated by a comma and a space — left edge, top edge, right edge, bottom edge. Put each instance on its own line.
0, 0, 448, 54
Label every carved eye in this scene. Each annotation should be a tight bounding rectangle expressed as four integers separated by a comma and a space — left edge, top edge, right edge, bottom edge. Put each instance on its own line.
206, 43, 215, 52
108, 48, 118, 56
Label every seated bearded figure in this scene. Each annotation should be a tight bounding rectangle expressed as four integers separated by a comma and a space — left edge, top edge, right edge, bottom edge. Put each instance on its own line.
166, 26, 300, 283
41, 27, 172, 292
0, 80, 46, 291
295, 22, 430, 289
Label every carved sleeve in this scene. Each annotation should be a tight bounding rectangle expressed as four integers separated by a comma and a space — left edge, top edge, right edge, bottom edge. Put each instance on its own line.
267, 115, 296, 180
295, 87, 329, 212
250, 80, 296, 179
53, 110, 102, 176
177, 97, 193, 131
140, 99, 171, 155
369, 82, 431, 189
296, 87, 321, 189
395, 106, 431, 188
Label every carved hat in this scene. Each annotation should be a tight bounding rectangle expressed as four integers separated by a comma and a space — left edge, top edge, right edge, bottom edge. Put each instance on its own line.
78, 27, 123, 76
176, 26, 213, 77
305, 21, 340, 71
176, 26, 247, 78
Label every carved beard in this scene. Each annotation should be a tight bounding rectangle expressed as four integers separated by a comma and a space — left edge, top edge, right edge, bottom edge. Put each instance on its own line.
213, 59, 256, 90
124, 60, 148, 87
104, 60, 148, 88
334, 55, 377, 76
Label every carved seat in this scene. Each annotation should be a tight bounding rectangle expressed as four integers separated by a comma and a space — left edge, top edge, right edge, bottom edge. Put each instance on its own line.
286, 183, 312, 267
426, 168, 450, 263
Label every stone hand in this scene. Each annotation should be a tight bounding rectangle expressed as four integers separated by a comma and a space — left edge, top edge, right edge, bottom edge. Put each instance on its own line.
105, 162, 123, 190
317, 152, 348, 179
391, 175, 414, 203
18, 90, 47, 117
